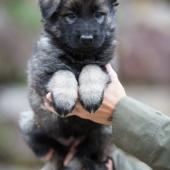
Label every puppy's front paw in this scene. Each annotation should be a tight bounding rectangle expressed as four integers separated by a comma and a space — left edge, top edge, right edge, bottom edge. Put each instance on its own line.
79, 84, 104, 113
51, 88, 77, 117
79, 65, 109, 113
47, 70, 78, 117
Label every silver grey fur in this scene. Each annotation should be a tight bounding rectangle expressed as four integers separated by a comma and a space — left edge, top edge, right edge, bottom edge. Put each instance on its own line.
47, 70, 78, 116
20, 0, 118, 170
79, 65, 110, 112
19, 111, 34, 134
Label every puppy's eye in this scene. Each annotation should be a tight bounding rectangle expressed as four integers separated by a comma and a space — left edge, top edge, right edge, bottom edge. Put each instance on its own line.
94, 12, 106, 24
64, 14, 77, 24
113, 0, 119, 7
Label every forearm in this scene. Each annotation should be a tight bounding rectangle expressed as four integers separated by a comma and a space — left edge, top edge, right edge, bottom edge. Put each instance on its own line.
112, 97, 170, 170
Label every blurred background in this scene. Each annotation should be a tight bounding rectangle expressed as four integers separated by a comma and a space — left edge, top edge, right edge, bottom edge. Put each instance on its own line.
0, 0, 170, 169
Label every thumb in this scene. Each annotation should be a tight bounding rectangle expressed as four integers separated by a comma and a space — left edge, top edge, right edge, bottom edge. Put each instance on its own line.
106, 64, 118, 81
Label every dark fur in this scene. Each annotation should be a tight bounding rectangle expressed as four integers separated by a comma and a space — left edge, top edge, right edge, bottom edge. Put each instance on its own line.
20, 0, 118, 170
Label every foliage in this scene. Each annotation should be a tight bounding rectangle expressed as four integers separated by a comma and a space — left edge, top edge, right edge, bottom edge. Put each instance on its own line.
5, 0, 41, 30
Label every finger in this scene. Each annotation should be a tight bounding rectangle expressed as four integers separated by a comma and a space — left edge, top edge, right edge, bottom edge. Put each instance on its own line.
105, 159, 113, 170
44, 92, 58, 113
63, 141, 78, 166
66, 102, 90, 118
44, 101, 56, 113
63, 149, 76, 166
41, 149, 55, 161
46, 92, 53, 102
106, 64, 118, 81
64, 139, 82, 166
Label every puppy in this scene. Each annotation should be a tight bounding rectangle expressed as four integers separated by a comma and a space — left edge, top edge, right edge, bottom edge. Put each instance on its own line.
20, 0, 118, 170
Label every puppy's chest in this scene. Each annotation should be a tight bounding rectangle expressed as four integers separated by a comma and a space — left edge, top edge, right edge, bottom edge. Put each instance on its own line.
59, 54, 104, 74
61, 58, 85, 73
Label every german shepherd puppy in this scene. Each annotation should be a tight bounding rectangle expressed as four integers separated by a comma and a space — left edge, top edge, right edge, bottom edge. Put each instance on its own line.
20, 0, 118, 170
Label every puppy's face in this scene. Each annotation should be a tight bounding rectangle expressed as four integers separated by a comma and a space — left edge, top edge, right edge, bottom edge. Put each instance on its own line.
40, 0, 118, 53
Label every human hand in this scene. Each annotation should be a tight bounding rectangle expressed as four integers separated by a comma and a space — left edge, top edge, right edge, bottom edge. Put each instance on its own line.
68, 64, 126, 125
41, 141, 113, 170
41, 139, 82, 166
44, 64, 126, 125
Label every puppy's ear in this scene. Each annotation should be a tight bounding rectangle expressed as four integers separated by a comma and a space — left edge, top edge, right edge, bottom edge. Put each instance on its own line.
39, 0, 61, 19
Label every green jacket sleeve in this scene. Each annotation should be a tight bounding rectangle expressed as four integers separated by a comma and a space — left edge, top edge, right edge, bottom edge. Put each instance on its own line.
112, 97, 170, 170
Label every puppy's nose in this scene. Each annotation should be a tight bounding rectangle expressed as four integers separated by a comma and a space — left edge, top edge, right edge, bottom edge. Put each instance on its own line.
80, 35, 94, 45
